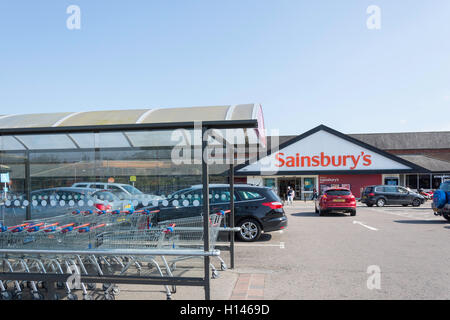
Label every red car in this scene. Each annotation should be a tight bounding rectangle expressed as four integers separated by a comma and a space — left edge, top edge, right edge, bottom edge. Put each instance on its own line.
314, 188, 356, 216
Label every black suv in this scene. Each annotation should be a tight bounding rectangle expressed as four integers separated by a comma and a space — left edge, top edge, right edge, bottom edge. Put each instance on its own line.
361, 185, 425, 207
143, 184, 287, 242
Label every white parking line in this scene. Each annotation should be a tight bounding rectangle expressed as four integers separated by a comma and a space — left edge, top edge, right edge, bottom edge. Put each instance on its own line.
353, 220, 378, 231
364, 207, 438, 221
235, 243, 285, 249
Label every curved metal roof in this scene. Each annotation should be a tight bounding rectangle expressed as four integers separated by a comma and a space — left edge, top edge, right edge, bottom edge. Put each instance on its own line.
0, 104, 260, 128
0, 104, 266, 151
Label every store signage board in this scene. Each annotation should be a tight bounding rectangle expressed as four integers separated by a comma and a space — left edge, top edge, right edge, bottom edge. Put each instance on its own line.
1, 173, 10, 183
238, 129, 412, 173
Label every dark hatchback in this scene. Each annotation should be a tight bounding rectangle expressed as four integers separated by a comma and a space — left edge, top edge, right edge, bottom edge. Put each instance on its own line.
361, 185, 425, 207
143, 184, 287, 242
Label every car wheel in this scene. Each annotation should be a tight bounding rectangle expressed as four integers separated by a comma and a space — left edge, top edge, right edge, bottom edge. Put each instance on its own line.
350, 210, 356, 216
412, 199, 421, 207
318, 207, 326, 216
376, 198, 385, 207
237, 219, 261, 242
443, 214, 450, 222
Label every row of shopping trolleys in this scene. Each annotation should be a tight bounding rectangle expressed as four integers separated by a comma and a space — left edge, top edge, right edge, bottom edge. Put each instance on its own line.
0, 208, 229, 300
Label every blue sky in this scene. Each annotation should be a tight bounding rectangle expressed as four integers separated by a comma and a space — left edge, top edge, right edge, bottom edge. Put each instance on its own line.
0, 1, 449, 135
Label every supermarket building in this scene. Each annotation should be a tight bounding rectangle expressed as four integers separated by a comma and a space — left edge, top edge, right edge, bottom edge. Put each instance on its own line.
236, 124, 450, 199
0, 105, 449, 202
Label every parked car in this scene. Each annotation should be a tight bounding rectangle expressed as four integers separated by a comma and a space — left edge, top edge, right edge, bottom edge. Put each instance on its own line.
72, 182, 144, 197
90, 190, 134, 212
29, 187, 99, 219
361, 185, 425, 207
314, 188, 356, 216
418, 189, 433, 200
432, 181, 450, 221
72, 182, 162, 207
142, 184, 288, 242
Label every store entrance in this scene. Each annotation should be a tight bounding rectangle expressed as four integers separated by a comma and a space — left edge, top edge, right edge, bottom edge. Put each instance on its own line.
277, 176, 318, 201
278, 178, 301, 201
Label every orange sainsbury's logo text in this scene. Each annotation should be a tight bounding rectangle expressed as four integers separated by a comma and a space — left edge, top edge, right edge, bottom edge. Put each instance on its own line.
274, 152, 372, 170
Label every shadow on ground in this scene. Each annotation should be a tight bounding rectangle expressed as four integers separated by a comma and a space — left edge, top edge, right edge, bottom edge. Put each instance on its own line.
394, 220, 448, 224
361, 205, 433, 211
291, 212, 349, 217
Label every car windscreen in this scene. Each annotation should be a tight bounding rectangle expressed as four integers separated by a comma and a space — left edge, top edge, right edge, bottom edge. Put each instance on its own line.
325, 190, 351, 196
122, 185, 143, 195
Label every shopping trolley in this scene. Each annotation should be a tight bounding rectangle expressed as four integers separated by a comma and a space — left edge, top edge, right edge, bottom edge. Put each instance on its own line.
155, 210, 228, 279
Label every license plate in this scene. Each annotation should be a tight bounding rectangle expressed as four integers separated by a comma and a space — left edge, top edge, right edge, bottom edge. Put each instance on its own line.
333, 199, 346, 202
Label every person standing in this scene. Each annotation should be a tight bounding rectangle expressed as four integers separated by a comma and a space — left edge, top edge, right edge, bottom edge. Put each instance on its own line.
287, 186, 294, 205
312, 188, 318, 201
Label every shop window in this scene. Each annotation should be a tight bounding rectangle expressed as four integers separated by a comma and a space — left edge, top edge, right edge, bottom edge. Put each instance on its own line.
384, 177, 399, 185
418, 174, 431, 190
406, 175, 418, 190
432, 175, 450, 189
263, 178, 275, 188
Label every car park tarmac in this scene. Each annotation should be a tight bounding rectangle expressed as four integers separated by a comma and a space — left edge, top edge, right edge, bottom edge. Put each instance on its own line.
59, 200, 450, 300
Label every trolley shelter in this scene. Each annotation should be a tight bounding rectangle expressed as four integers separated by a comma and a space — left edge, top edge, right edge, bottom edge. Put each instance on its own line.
0, 105, 266, 300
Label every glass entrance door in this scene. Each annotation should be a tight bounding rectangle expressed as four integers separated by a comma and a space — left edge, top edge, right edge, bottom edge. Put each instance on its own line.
278, 178, 298, 201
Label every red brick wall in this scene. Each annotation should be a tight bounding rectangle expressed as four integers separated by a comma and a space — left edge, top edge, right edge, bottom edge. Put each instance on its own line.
319, 174, 382, 198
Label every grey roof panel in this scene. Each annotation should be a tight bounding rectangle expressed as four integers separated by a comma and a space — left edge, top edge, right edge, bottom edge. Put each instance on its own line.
268, 131, 450, 151
397, 155, 450, 172
348, 132, 450, 150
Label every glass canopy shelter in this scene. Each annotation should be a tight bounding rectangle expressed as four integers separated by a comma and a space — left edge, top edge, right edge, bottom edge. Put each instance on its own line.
0, 105, 265, 300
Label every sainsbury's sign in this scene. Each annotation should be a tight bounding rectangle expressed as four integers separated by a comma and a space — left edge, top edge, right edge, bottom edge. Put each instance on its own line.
275, 151, 372, 170
237, 129, 413, 174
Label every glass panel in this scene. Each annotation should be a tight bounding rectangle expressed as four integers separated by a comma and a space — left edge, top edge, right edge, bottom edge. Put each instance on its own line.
16, 134, 77, 150
303, 178, 315, 192
0, 151, 26, 225
418, 174, 431, 190
126, 130, 193, 148
432, 174, 450, 189
0, 128, 218, 224
384, 177, 399, 185
406, 175, 418, 190
0, 136, 26, 150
